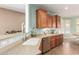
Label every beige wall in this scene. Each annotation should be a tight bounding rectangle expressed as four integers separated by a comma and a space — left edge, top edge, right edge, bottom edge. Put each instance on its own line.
0, 8, 25, 35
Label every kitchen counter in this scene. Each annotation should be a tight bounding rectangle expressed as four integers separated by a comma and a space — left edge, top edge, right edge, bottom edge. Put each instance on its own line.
0, 36, 42, 55
0, 34, 63, 55
0, 33, 24, 40
33, 33, 62, 39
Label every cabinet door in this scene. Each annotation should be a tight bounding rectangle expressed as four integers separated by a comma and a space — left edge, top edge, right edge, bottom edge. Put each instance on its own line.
52, 16, 56, 28
42, 37, 50, 53
56, 35, 63, 45
60, 34, 63, 43
47, 16, 52, 28
36, 9, 47, 28
56, 15, 61, 28
50, 36, 56, 48
56, 35, 60, 45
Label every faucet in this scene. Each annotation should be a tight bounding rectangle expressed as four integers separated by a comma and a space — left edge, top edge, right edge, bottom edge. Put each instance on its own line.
44, 32, 46, 35
47, 30, 49, 33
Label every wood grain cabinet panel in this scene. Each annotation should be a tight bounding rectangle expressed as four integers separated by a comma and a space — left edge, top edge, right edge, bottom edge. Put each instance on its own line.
56, 15, 61, 28
36, 8, 47, 28
50, 36, 56, 48
50, 34, 63, 49
56, 35, 60, 45
52, 16, 57, 28
56, 35, 63, 45
59, 34, 63, 43
39, 34, 63, 54
47, 16, 53, 28
51, 15, 61, 28
36, 8, 61, 28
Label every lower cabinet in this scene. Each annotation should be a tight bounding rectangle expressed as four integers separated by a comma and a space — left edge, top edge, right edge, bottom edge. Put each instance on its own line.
39, 34, 63, 54
60, 34, 63, 44
50, 34, 63, 48
50, 36, 56, 48
56, 35, 60, 46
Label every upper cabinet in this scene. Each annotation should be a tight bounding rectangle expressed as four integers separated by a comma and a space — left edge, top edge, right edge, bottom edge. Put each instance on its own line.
36, 8, 61, 28
55, 15, 61, 28
47, 15, 52, 28
36, 8, 47, 28
52, 16, 56, 28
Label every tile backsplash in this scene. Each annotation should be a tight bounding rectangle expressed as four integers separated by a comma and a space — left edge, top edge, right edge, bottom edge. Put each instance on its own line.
34, 28, 61, 35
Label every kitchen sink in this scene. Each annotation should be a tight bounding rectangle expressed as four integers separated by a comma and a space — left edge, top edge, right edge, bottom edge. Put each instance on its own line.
22, 38, 40, 46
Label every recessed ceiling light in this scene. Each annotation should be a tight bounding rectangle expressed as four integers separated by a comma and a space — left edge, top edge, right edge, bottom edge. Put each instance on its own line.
65, 7, 68, 10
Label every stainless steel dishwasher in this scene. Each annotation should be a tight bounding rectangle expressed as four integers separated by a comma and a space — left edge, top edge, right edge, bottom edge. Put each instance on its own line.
42, 37, 50, 53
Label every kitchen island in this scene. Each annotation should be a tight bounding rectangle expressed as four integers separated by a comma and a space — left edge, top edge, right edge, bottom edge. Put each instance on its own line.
38, 34, 63, 54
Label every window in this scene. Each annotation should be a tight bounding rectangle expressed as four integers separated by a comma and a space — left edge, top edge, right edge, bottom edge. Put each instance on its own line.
64, 19, 71, 34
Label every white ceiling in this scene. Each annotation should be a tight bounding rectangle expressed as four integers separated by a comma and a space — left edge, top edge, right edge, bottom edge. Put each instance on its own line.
0, 4, 25, 13
37, 4, 79, 17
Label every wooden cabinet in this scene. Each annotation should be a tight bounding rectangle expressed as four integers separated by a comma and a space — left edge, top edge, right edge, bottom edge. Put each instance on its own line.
39, 37, 50, 53
47, 15, 61, 28
52, 16, 57, 28
57, 35, 63, 45
52, 15, 61, 28
56, 35, 60, 45
50, 36, 56, 48
50, 34, 63, 49
47, 16, 52, 28
59, 34, 63, 44
39, 34, 63, 54
36, 8, 47, 28
56, 15, 61, 28
36, 8, 61, 28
